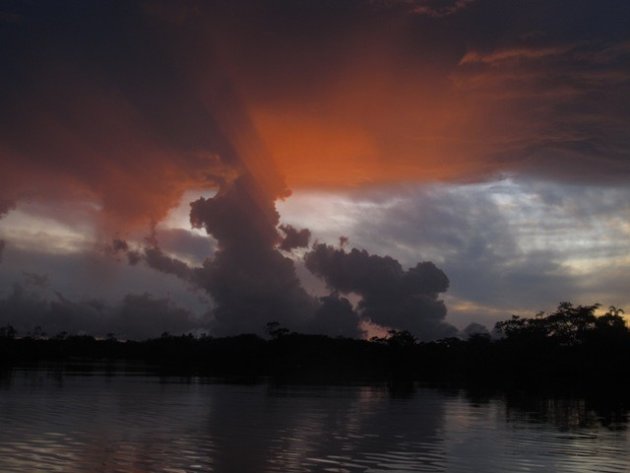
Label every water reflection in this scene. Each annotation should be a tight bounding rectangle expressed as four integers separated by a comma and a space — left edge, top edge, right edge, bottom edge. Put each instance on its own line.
503, 394, 630, 432
0, 370, 628, 472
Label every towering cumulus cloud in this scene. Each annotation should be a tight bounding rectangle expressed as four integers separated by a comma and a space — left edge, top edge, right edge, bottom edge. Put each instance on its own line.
189, 174, 318, 335
305, 244, 456, 340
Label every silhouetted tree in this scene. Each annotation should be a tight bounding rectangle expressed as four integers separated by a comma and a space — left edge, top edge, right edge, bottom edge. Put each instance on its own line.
385, 330, 417, 347
495, 302, 610, 346
546, 302, 598, 346
593, 306, 628, 342
0, 325, 17, 339
266, 321, 290, 339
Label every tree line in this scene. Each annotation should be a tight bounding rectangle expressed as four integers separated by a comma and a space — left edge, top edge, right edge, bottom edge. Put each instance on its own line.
1, 302, 628, 389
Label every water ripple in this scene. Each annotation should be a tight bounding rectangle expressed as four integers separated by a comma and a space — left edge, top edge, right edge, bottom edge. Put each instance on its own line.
0, 372, 628, 472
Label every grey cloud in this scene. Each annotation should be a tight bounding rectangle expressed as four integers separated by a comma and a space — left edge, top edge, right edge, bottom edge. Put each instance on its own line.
107, 175, 365, 338
0, 284, 204, 339
22, 271, 49, 288
309, 294, 364, 339
189, 175, 321, 335
155, 227, 215, 264
305, 244, 456, 340
111, 293, 203, 340
143, 246, 196, 283
461, 322, 490, 339
0, 246, 208, 319
308, 180, 630, 327
353, 188, 576, 310
108, 239, 200, 291
278, 224, 311, 252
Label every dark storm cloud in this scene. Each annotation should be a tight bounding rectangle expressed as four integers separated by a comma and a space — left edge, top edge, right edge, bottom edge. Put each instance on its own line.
278, 224, 311, 252
462, 322, 490, 339
0, 240, 5, 264
0, 246, 208, 320
0, 0, 242, 228
112, 293, 202, 339
309, 294, 365, 339
105, 176, 362, 337
143, 246, 197, 283
189, 175, 321, 335
3, 0, 629, 213
0, 284, 203, 339
109, 238, 198, 286
305, 244, 456, 340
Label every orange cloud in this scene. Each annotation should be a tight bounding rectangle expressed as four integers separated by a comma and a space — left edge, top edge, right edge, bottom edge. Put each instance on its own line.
1, 1, 629, 233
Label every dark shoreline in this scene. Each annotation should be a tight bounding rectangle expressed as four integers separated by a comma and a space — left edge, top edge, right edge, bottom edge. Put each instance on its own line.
2, 331, 630, 394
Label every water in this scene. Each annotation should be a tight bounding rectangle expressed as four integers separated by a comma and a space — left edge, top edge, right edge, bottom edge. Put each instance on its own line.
0, 370, 629, 472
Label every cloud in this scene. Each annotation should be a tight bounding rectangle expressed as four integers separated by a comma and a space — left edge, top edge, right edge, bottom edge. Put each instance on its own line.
112, 293, 203, 340
461, 322, 490, 339
111, 239, 128, 252
284, 179, 630, 328
372, 0, 475, 17
409, 0, 476, 17
0, 2, 269, 232
0, 199, 15, 262
0, 245, 208, 321
3, 0, 630, 339
278, 224, 311, 252
0, 284, 203, 339
305, 243, 456, 340
452, 34, 630, 184
459, 45, 577, 65
108, 238, 200, 290
0, 199, 15, 218
143, 246, 197, 284
3, 0, 629, 230
22, 271, 49, 288
189, 174, 320, 335
309, 294, 364, 338
105, 175, 362, 337
154, 227, 215, 264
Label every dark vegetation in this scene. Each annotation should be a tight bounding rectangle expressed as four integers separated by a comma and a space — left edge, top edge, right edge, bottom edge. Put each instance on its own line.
1, 303, 629, 390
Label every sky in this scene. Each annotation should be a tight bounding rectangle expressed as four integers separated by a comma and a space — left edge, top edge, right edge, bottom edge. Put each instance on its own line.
0, 0, 629, 339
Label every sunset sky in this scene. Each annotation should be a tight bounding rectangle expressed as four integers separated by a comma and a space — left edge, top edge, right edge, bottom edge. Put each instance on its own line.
1, 0, 629, 339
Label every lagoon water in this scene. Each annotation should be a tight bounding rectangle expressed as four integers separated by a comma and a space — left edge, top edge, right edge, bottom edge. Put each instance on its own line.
0, 370, 629, 472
